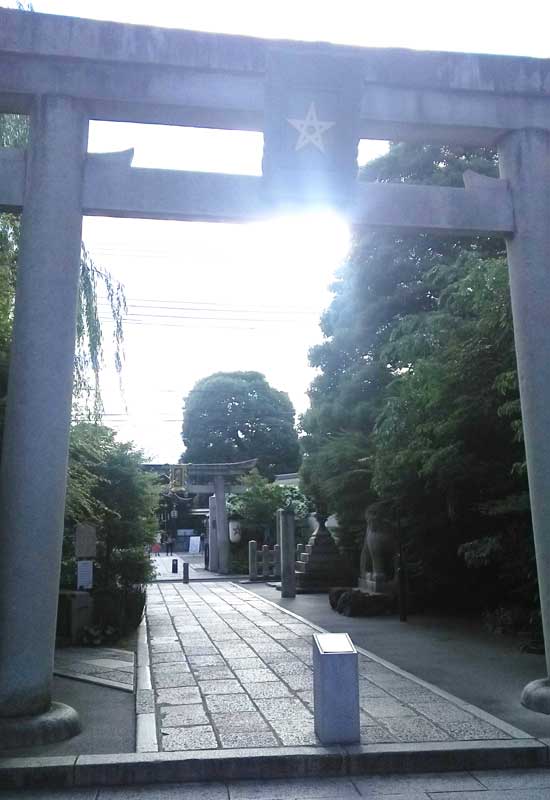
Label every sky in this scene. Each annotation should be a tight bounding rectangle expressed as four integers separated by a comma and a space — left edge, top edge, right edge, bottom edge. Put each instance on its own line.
3, 0, 549, 463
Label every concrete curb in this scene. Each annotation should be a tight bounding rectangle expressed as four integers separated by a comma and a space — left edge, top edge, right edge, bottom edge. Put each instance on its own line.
135, 614, 159, 754
0, 739, 546, 788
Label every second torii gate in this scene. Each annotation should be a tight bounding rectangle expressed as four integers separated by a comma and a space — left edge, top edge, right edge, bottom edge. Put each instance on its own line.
0, 7, 550, 743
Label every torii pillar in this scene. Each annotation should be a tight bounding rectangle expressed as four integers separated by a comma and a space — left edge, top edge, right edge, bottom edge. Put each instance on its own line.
499, 129, 550, 713
0, 96, 85, 743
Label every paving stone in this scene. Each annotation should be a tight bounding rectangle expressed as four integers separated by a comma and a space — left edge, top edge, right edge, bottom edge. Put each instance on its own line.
442, 720, 511, 739
218, 730, 279, 749
161, 724, 218, 751
187, 655, 226, 667
230, 778, 363, 800
205, 694, 257, 714
411, 701, 475, 723
275, 727, 319, 746
383, 717, 450, 742
280, 673, 313, 691
153, 671, 197, 689
362, 697, 418, 718
198, 679, 245, 695
359, 680, 393, 698
271, 660, 309, 676
191, 665, 235, 681
98, 786, 229, 800
155, 686, 202, 705
150, 651, 186, 665
150, 642, 182, 654
360, 724, 397, 744
151, 661, 191, 676
161, 704, 210, 727
268, 630, 301, 640
254, 697, 312, 720
269, 715, 316, 735
225, 657, 266, 670
263, 651, 303, 664
234, 668, 279, 683
216, 646, 256, 658
245, 681, 293, 699
472, 768, 550, 789
210, 711, 271, 731
353, 772, 485, 794
181, 645, 219, 655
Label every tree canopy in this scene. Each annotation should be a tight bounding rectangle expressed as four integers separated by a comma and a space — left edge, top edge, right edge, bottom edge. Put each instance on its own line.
301, 142, 534, 617
181, 371, 300, 479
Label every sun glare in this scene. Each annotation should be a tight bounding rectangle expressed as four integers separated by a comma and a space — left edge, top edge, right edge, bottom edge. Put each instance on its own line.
251, 210, 351, 273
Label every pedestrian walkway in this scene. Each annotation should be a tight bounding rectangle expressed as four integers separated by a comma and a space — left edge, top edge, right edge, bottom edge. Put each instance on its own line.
4, 767, 550, 799
143, 582, 533, 754
152, 553, 240, 583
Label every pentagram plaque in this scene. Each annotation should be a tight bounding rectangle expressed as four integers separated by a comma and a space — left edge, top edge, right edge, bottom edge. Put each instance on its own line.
263, 49, 362, 211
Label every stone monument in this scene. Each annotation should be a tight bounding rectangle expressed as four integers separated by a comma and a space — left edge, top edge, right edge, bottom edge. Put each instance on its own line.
295, 513, 351, 592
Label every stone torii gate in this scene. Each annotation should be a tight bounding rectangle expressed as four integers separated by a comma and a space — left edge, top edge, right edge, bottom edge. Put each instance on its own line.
170, 460, 257, 574
1, 7, 550, 742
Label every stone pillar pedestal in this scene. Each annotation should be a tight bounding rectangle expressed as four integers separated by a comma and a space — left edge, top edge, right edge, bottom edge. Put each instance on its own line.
0, 95, 87, 742
295, 513, 350, 593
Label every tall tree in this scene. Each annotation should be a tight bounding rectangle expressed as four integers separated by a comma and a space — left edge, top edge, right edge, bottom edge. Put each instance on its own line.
301, 143, 533, 615
181, 371, 300, 479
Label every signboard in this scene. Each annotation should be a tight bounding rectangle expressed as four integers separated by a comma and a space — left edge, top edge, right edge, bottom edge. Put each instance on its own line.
75, 522, 97, 559
77, 559, 93, 590
188, 536, 201, 554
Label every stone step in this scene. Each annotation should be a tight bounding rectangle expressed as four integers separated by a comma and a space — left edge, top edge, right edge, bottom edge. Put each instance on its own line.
0, 739, 545, 789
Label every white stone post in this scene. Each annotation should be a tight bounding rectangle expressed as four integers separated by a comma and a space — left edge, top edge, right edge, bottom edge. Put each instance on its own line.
0, 96, 87, 736
248, 540, 258, 580
312, 632, 360, 744
208, 494, 219, 573
278, 508, 296, 598
214, 475, 229, 574
499, 129, 550, 713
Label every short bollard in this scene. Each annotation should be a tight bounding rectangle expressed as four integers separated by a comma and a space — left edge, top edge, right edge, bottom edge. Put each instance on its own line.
249, 540, 258, 580
171, 558, 178, 574
312, 632, 360, 744
182, 562, 189, 584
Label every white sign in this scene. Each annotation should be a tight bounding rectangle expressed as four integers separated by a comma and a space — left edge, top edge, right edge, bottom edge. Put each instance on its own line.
315, 633, 356, 654
77, 559, 93, 590
188, 536, 201, 554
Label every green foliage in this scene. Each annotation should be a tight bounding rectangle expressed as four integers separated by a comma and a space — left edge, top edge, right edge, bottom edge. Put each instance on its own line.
181, 371, 300, 479
63, 423, 157, 591
227, 470, 309, 533
301, 142, 534, 618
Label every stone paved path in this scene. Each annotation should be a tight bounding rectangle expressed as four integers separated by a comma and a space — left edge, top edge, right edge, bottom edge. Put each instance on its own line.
144, 582, 530, 752
54, 647, 134, 692
152, 553, 239, 582
4, 768, 550, 799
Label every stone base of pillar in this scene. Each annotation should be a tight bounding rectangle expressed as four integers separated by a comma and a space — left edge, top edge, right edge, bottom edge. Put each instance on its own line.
358, 574, 395, 595
0, 702, 81, 749
521, 678, 550, 715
